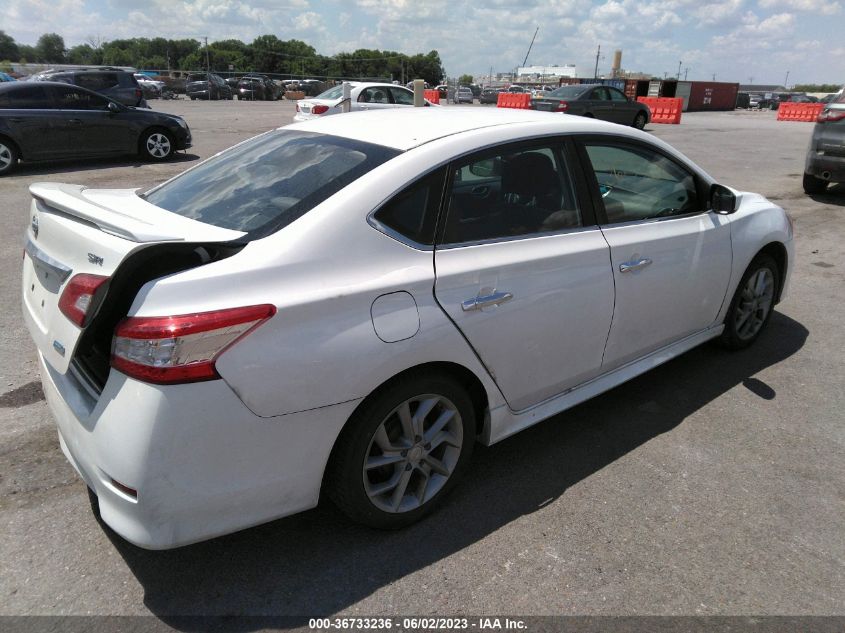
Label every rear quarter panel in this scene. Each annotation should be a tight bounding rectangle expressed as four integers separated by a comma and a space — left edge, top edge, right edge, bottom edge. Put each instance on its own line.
129, 143, 507, 419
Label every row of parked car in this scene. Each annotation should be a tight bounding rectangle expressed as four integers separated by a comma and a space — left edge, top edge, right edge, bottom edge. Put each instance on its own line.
736, 91, 838, 110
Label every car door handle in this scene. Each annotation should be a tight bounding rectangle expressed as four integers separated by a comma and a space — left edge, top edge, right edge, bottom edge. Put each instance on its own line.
619, 257, 653, 273
462, 291, 514, 311
9, 118, 25, 123
68, 119, 83, 125
471, 185, 490, 197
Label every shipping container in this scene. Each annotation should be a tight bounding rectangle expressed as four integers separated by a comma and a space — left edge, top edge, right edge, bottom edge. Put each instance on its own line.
685, 81, 739, 111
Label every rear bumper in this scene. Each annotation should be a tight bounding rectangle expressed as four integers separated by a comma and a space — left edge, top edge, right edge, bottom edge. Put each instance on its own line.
805, 150, 845, 182
38, 352, 360, 549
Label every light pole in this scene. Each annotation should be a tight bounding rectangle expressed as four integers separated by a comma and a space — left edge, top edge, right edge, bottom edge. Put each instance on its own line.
594, 44, 601, 80
676, 60, 682, 81
784, 70, 790, 89
203, 36, 211, 100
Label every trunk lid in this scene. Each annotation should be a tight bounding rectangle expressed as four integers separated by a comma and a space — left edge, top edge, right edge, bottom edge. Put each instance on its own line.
22, 182, 244, 374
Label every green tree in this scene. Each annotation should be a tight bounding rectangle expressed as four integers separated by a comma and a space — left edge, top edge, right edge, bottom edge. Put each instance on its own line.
17, 44, 36, 64
36, 33, 66, 63
458, 74, 473, 85
67, 44, 98, 65
0, 31, 19, 61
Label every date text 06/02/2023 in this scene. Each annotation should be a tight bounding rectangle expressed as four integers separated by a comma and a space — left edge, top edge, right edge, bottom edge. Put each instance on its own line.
308, 617, 528, 630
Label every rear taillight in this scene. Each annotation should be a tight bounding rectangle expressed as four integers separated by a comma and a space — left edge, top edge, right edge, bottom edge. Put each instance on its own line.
557, 101, 569, 112
111, 304, 276, 385
817, 109, 845, 122
59, 274, 109, 327
135, 88, 142, 99
312, 105, 329, 115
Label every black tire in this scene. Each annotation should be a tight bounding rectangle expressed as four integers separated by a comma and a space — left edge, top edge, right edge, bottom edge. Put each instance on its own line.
189, 96, 195, 100
326, 372, 476, 529
633, 111, 647, 130
720, 253, 780, 350
803, 172, 827, 194
139, 128, 175, 162
0, 137, 19, 176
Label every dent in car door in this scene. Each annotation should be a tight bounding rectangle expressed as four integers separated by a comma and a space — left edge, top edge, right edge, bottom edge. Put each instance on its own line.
581, 139, 733, 370
434, 141, 615, 412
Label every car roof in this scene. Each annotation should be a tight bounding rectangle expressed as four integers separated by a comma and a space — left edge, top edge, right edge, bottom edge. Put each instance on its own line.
285, 106, 641, 151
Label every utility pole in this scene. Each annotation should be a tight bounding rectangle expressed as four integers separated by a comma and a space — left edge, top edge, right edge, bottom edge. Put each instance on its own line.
712, 73, 716, 81
594, 44, 601, 80
676, 60, 682, 80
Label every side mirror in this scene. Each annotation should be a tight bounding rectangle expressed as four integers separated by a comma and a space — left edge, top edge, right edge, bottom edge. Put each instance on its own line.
710, 183, 737, 214
469, 158, 501, 178
107, 101, 121, 113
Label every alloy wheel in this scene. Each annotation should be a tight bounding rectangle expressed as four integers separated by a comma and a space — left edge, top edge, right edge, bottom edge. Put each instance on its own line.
734, 268, 774, 340
0, 143, 12, 170
362, 394, 463, 513
145, 133, 171, 158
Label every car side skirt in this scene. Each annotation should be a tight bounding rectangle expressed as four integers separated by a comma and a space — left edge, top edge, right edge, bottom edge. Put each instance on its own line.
482, 323, 724, 445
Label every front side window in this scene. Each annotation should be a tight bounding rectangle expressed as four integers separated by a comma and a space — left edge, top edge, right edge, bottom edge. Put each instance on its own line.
584, 143, 700, 224
389, 87, 414, 105
442, 143, 581, 244
142, 130, 400, 238
52, 85, 110, 110
609, 88, 628, 102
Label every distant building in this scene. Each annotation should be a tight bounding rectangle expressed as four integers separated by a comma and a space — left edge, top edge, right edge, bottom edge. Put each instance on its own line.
516, 65, 578, 81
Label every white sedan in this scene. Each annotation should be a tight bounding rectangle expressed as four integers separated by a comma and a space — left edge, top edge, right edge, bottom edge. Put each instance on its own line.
293, 81, 433, 121
22, 108, 793, 549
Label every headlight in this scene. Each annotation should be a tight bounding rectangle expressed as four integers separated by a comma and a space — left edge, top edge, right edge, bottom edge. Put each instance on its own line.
175, 118, 189, 129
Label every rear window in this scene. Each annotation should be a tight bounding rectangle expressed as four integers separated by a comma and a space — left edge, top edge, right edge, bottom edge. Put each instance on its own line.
186, 74, 207, 82
549, 85, 589, 98
316, 85, 344, 99
141, 130, 400, 238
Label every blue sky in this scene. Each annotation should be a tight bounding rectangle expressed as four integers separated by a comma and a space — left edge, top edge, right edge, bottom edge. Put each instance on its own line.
5, 0, 844, 85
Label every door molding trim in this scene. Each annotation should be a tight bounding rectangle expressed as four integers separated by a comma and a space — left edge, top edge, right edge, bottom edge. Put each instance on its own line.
482, 323, 724, 445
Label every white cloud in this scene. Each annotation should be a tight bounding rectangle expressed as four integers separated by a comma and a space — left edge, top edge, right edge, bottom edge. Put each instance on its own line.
758, 0, 841, 14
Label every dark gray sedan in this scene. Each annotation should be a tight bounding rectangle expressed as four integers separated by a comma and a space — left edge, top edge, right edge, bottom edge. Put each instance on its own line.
531, 84, 651, 129
0, 82, 191, 175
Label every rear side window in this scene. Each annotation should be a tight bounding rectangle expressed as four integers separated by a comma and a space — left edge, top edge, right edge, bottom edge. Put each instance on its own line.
443, 143, 581, 245
75, 73, 119, 90
0, 85, 53, 109
142, 130, 400, 238
373, 169, 446, 246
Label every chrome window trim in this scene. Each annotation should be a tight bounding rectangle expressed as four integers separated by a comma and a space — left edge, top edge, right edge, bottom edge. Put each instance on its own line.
597, 209, 713, 229
436, 224, 603, 250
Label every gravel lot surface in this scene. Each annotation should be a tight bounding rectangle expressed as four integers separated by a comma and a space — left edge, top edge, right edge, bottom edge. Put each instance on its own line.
1, 99, 843, 622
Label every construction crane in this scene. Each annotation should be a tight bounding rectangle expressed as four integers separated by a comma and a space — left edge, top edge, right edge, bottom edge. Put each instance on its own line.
522, 27, 539, 68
